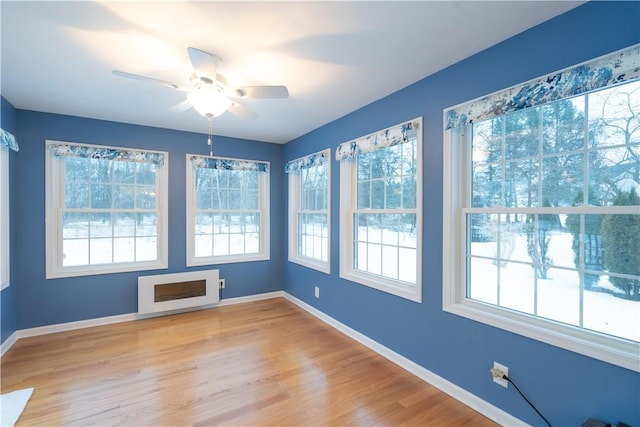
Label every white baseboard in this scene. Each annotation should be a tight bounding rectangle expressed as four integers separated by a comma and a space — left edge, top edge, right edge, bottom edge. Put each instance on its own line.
282, 292, 526, 427
0, 331, 18, 357
220, 291, 283, 306
18, 312, 139, 339
1, 291, 284, 356
1, 290, 521, 426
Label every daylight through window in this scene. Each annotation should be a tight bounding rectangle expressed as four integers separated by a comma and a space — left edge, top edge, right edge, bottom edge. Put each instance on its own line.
186, 155, 270, 266
338, 118, 422, 302
467, 81, 640, 340
46, 141, 168, 278
286, 149, 330, 273
443, 45, 640, 371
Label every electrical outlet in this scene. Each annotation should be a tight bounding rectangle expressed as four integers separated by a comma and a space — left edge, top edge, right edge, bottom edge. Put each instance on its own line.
491, 362, 509, 388
314, 286, 320, 298
219, 279, 225, 289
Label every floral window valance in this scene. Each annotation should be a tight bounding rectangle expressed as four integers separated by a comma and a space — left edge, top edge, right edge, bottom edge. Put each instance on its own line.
0, 128, 19, 152
49, 143, 165, 165
190, 155, 269, 172
285, 149, 329, 173
444, 43, 640, 130
335, 119, 420, 161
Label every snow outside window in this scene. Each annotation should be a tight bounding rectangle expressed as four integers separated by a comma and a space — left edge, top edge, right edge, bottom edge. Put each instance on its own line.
443, 79, 640, 372
338, 118, 422, 302
45, 141, 168, 278
287, 149, 330, 273
186, 155, 270, 266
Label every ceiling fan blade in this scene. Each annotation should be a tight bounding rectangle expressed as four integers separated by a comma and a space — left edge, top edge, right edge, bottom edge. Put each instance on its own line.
227, 103, 258, 120
187, 47, 220, 82
234, 85, 289, 99
170, 99, 192, 113
112, 70, 180, 90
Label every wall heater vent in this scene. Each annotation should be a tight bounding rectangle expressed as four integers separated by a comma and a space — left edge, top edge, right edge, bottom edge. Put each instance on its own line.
138, 270, 219, 315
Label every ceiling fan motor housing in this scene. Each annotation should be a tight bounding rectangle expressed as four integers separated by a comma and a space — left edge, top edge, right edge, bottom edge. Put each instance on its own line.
113, 47, 288, 120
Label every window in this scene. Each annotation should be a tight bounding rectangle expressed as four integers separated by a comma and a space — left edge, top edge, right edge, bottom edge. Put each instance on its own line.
338, 118, 422, 302
286, 149, 330, 273
46, 141, 168, 278
0, 133, 11, 290
0, 144, 8, 290
0, 129, 17, 289
443, 45, 640, 371
186, 155, 270, 266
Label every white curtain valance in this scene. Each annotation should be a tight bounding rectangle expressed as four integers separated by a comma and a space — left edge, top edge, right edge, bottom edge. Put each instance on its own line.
190, 155, 269, 172
0, 128, 19, 152
285, 149, 329, 173
335, 119, 420, 161
50, 143, 165, 165
444, 43, 640, 130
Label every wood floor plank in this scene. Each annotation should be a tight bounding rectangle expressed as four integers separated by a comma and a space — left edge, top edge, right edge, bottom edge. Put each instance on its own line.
1, 298, 498, 426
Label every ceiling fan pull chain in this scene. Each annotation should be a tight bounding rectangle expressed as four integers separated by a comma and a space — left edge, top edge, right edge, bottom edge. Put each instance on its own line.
207, 115, 214, 157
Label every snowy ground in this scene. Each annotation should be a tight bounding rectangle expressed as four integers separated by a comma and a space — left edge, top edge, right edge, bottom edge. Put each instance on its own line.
62, 218, 638, 343
62, 215, 157, 265
470, 231, 639, 342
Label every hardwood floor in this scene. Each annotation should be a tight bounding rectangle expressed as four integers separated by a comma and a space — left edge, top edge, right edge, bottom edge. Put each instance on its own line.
1, 298, 497, 426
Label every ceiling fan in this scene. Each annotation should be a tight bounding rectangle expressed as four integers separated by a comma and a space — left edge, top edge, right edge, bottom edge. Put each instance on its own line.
112, 47, 289, 120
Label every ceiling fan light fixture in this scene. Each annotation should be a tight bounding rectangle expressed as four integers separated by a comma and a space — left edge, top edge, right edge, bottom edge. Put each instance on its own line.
187, 86, 232, 117
113, 47, 288, 121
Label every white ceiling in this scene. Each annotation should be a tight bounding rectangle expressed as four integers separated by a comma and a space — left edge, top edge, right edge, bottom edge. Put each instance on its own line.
1, 1, 583, 144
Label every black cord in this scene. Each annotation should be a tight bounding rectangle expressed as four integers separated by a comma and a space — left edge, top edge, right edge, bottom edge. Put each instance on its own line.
504, 375, 552, 427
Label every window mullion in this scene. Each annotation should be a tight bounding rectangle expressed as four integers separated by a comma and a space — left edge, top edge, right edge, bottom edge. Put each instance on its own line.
496, 214, 501, 307
578, 214, 586, 328
352, 160, 358, 272
500, 118, 506, 206
577, 94, 588, 329
583, 93, 590, 205
533, 107, 543, 317
339, 119, 421, 300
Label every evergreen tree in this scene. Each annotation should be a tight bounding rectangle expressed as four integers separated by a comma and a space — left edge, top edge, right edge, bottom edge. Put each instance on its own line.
601, 189, 640, 300
566, 189, 603, 289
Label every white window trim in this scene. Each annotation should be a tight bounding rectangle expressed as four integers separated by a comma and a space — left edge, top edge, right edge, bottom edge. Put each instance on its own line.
45, 140, 169, 279
0, 145, 9, 290
442, 128, 640, 373
186, 154, 270, 266
287, 149, 331, 274
339, 120, 423, 303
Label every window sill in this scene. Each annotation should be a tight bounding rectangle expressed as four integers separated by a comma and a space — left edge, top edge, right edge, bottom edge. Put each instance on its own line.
187, 253, 270, 267
288, 255, 330, 274
340, 268, 422, 303
443, 297, 640, 372
46, 260, 168, 279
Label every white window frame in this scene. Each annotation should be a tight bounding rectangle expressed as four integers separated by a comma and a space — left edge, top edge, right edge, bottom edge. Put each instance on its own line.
443, 122, 640, 373
339, 118, 423, 303
186, 154, 270, 266
0, 145, 9, 290
45, 140, 169, 278
287, 149, 331, 273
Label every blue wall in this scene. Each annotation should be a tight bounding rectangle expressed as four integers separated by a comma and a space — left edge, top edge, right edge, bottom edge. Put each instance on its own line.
2, 2, 639, 425
13, 111, 283, 329
1, 97, 18, 344
282, 2, 640, 426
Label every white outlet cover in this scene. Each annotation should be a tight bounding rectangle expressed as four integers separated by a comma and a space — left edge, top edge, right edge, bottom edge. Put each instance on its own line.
493, 362, 509, 388
314, 286, 319, 298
